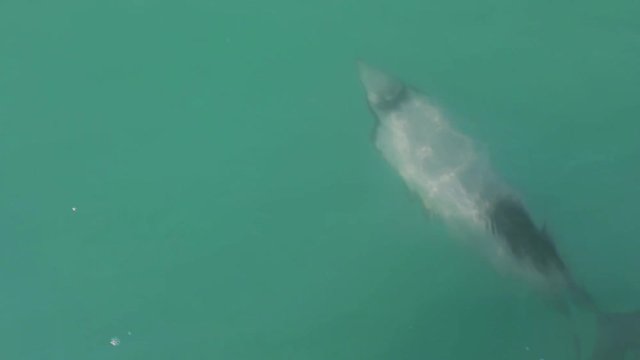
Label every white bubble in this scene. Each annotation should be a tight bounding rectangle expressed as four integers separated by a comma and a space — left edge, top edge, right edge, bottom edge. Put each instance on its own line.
110, 337, 120, 346
71, 207, 77, 213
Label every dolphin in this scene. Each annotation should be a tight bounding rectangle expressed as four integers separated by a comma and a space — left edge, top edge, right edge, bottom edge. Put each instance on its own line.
357, 61, 640, 360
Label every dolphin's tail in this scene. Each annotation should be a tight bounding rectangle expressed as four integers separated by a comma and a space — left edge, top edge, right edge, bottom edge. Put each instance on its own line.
565, 282, 640, 359
589, 310, 640, 360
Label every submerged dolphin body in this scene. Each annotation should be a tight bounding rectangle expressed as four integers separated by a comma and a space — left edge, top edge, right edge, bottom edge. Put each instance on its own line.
357, 62, 640, 360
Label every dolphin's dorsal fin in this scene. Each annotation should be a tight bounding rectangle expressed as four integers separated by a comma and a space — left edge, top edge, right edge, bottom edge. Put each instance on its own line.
540, 221, 553, 241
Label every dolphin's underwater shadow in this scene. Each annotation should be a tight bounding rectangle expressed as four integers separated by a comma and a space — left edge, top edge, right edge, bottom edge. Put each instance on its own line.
356, 61, 640, 360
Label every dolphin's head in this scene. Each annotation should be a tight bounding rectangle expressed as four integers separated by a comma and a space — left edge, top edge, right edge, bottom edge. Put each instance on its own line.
357, 61, 409, 113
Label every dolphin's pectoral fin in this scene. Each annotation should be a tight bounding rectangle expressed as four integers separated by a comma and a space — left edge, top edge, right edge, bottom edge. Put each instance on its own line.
590, 310, 640, 360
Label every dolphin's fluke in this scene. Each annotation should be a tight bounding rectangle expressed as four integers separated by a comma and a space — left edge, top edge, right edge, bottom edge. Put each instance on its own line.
590, 310, 640, 360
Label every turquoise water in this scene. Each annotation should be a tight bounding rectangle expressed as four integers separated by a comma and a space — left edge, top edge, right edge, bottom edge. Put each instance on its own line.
1, 0, 639, 359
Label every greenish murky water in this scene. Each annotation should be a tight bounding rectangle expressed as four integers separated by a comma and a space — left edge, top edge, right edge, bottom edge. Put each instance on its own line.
1, 0, 639, 359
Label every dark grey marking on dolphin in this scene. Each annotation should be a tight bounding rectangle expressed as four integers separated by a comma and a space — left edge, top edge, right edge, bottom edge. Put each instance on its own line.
487, 196, 568, 274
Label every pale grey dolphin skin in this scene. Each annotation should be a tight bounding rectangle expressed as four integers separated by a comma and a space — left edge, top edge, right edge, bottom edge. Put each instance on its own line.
357, 61, 640, 360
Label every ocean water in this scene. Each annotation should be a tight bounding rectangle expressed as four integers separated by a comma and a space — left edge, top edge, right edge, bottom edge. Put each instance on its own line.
1, 0, 639, 359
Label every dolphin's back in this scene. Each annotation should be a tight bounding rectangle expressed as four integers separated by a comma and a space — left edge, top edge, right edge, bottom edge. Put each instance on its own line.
371, 88, 492, 225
